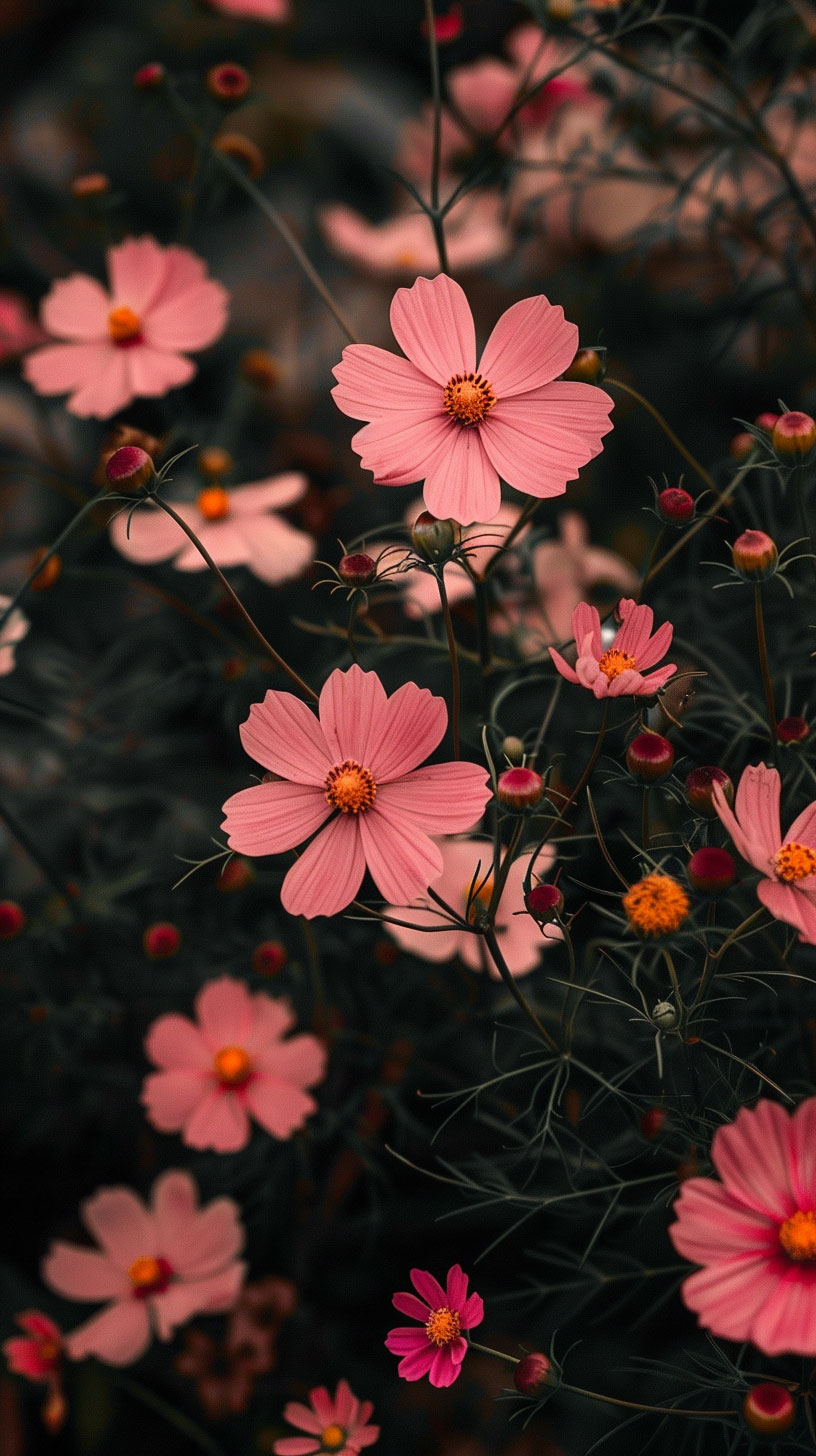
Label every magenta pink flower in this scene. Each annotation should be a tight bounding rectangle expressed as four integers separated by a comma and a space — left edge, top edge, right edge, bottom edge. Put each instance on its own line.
331, 274, 613, 525
448, 27, 589, 143
221, 665, 491, 919
385, 1264, 483, 1387
3, 1312, 62, 1382
109, 474, 314, 585
141, 976, 326, 1153
24, 237, 228, 419
274, 1379, 380, 1455
0, 596, 29, 676
713, 763, 816, 943
669, 1097, 816, 1355
42, 1171, 246, 1366
549, 599, 677, 698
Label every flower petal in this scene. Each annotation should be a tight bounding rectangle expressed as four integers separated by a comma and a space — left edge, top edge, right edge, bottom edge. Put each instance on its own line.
66, 1301, 151, 1366
280, 815, 366, 919
410, 1267, 448, 1307
785, 798, 816, 849
82, 1187, 155, 1267
108, 237, 169, 315
239, 692, 333, 785
23, 342, 114, 395
239, 515, 315, 586
195, 978, 254, 1048
142, 1070, 209, 1132
144, 1014, 211, 1071
43, 1244, 129, 1302
478, 295, 577, 396
757, 878, 816, 944
182, 1086, 251, 1152
360, 806, 443, 903
231, 473, 308, 513
151, 1264, 246, 1339
429, 1344, 463, 1387
125, 346, 195, 400
41, 274, 110, 341
479, 382, 612, 500
710, 1100, 797, 1220
351, 410, 454, 487
319, 665, 388, 766
422, 426, 502, 526
221, 781, 331, 856
749, 1270, 816, 1357
332, 344, 443, 421
153, 1172, 244, 1277
143, 281, 229, 352
392, 1291, 432, 1322
68, 350, 133, 418
108, 500, 194, 564
680, 1255, 782, 1345
669, 1177, 778, 1264
280, 1401, 323, 1436
390, 274, 476, 383
377, 763, 490, 833
243, 1074, 319, 1139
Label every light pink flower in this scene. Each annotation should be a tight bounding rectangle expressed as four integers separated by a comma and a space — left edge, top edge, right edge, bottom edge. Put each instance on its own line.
142, 976, 326, 1153
374, 498, 524, 619
207, 0, 289, 18
222, 665, 491, 919
0, 595, 29, 675
274, 1378, 380, 1455
448, 27, 589, 144
669, 1097, 816, 1355
713, 764, 816, 944
3, 1312, 62, 1382
393, 106, 472, 193
42, 1171, 246, 1366
385, 1264, 483, 1387
0, 291, 46, 362
109, 474, 314, 585
318, 194, 511, 279
384, 836, 559, 975
549, 599, 676, 698
24, 237, 228, 419
331, 273, 613, 526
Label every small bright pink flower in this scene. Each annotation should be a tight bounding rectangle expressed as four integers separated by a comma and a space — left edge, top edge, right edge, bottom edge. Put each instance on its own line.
549, 599, 677, 699
206, 0, 289, 18
24, 237, 228, 419
669, 1097, 816, 1355
221, 665, 491, 919
141, 976, 326, 1153
42, 1171, 246, 1366
109, 474, 314, 585
274, 1378, 380, 1455
3, 1312, 62, 1381
713, 763, 816, 943
319, 194, 511, 279
331, 274, 613, 526
448, 27, 589, 144
385, 1264, 483, 1387
0, 596, 29, 675
0, 291, 46, 362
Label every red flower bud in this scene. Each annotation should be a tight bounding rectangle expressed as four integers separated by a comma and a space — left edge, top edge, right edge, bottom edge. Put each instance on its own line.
251, 940, 287, 976
497, 767, 544, 810
105, 445, 154, 492
217, 856, 254, 892
207, 63, 251, 103
421, 2, 464, 42
742, 1382, 796, 1437
0, 900, 26, 939
562, 348, 604, 384
514, 1352, 554, 1397
134, 62, 165, 90
640, 1107, 666, 1140
732, 529, 778, 580
143, 922, 181, 958
685, 765, 733, 817
339, 553, 376, 587
754, 412, 780, 433
625, 732, 674, 783
729, 431, 754, 461
656, 487, 694, 525
772, 410, 816, 462
525, 883, 564, 922
777, 715, 810, 744
687, 846, 735, 894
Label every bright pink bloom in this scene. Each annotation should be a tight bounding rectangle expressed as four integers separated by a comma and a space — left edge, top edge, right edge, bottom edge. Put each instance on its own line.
221, 665, 491, 919
319, 194, 511, 279
274, 1378, 380, 1455
385, 1264, 483, 1387
0, 596, 29, 675
24, 237, 228, 419
206, 0, 289, 18
0, 291, 46, 362
3, 1312, 62, 1381
448, 27, 589, 144
108, 474, 314, 585
549, 599, 677, 698
142, 976, 326, 1153
669, 1097, 816, 1355
42, 1171, 246, 1366
713, 764, 816, 943
331, 274, 613, 526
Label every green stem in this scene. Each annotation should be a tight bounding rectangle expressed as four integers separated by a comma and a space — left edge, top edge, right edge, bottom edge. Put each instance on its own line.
635, 526, 665, 605
605, 378, 717, 495
537, 700, 610, 845
436, 568, 460, 758
423, 0, 450, 273
346, 600, 359, 663
114, 1375, 227, 1456
754, 583, 778, 753
468, 1338, 519, 1366
641, 786, 650, 850
561, 1381, 734, 1420
0, 489, 109, 634
482, 926, 560, 1053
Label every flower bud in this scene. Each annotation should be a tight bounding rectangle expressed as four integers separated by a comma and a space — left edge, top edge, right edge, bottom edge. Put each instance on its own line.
28, 548, 61, 591
772, 410, 816, 462
105, 444, 154, 492
685, 765, 733, 817
778, 715, 810, 745
501, 735, 526, 765
251, 940, 287, 976
143, 922, 181, 958
0, 900, 26, 939
729, 431, 754, 461
626, 732, 674, 783
213, 132, 265, 180
339, 553, 376, 588
656, 487, 694, 525
525, 883, 564, 923
71, 172, 110, 199
497, 767, 544, 810
562, 347, 604, 384
640, 1107, 666, 1140
134, 62, 165, 90
217, 856, 254, 892
514, 1352, 555, 1397
207, 63, 251, 103
652, 1000, 679, 1031
410, 511, 461, 560
754, 412, 779, 433
197, 446, 233, 480
687, 846, 735, 895
731, 529, 778, 580
742, 1382, 796, 1438
240, 349, 281, 388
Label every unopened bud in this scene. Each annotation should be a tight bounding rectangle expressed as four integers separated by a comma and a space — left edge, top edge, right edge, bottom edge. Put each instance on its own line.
687, 847, 735, 895
778, 715, 810, 745
207, 63, 251, 103
525, 883, 563, 923
514, 1352, 555, 1397
71, 172, 110, 199
772, 410, 816, 462
685, 766, 733, 817
213, 132, 265, 180
0, 900, 26, 939
625, 732, 674, 783
410, 511, 461, 560
742, 1382, 796, 1438
501, 735, 525, 765
339, 552, 376, 587
657, 487, 694, 525
134, 62, 165, 90
754, 412, 779, 433
217, 856, 254, 892
143, 922, 181, 958
562, 347, 604, 384
421, 1, 464, 42
640, 1107, 666, 1140
197, 446, 233, 480
732, 529, 778, 580
240, 349, 281, 388
251, 940, 287, 976
497, 767, 543, 810
729, 431, 754, 461
652, 1000, 679, 1031
105, 444, 154, 492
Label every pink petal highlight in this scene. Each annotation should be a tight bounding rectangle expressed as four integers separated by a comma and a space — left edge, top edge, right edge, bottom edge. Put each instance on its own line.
41, 274, 109, 341
243, 1076, 319, 1140
125, 346, 196, 399
735, 764, 782, 864
280, 813, 367, 918
81, 1187, 156, 1267
351, 410, 455, 488
143, 280, 229, 352
141, 1070, 209, 1132
319, 664, 388, 766
239, 691, 332, 785
389, 274, 476, 383
183, 1086, 251, 1152
376, 763, 491, 833
221, 781, 331, 856
479, 382, 613, 499
66, 1301, 151, 1366
478, 295, 577, 396
108, 236, 169, 315
757, 879, 816, 943
422, 425, 502, 525
359, 805, 443, 903
43, 1245, 128, 1303
332, 344, 442, 420
144, 1014, 210, 1071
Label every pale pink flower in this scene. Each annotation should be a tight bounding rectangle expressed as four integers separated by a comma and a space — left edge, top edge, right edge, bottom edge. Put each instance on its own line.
448, 27, 589, 144
207, 0, 289, 18
385, 1264, 483, 1387
393, 106, 472, 192
713, 764, 816, 943
0, 291, 46, 362
42, 1171, 246, 1366
24, 237, 228, 419
142, 976, 326, 1153
373, 498, 524, 619
318, 194, 511, 279
331, 273, 613, 525
384, 836, 559, 975
669, 1097, 816, 1355
0, 595, 29, 675
221, 664, 491, 919
3, 1312, 62, 1381
549, 599, 676, 699
274, 1378, 380, 1455
109, 474, 314, 585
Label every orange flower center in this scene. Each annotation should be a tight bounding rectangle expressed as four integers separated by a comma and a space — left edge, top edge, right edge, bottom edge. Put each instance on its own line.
197, 486, 231, 520
128, 1255, 173, 1296
425, 1306, 461, 1346
466, 876, 493, 924
214, 1044, 253, 1085
324, 759, 377, 814
320, 1427, 346, 1453
37, 1340, 60, 1365
773, 841, 816, 883
622, 874, 690, 937
598, 648, 637, 681
444, 372, 496, 427
779, 1209, 816, 1261
108, 306, 142, 344
393, 250, 418, 268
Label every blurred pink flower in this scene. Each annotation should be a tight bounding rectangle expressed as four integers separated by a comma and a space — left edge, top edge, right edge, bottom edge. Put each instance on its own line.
0, 291, 46, 362
24, 237, 228, 419
393, 105, 471, 192
549, 599, 676, 698
373, 498, 524, 619
3, 1312, 62, 1381
43, 1171, 246, 1366
385, 1264, 483, 1387
109, 474, 314, 585
221, 664, 491, 918
448, 27, 589, 143
274, 1378, 380, 1455
142, 976, 326, 1152
713, 764, 816, 943
332, 274, 613, 525
207, 0, 289, 18
318, 194, 511, 279
0, 596, 29, 675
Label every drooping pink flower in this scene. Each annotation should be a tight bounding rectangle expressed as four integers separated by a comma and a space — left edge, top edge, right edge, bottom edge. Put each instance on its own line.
109, 474, 314, 585
141, 976, 326, 1153
24, 237, 228, 419
0, 291, 46, 362
274, 1378, 380, 1455
712, 764, 816, 943
385, 1264, 483, 1387
549, 599, 677, 699
373, 498, 524, 619
3, 1312, 62, 1381
318, 194, 511, 279
0, 596, 29, 675
221, 664, 491, 919
42, 1171, 246, 1366
331, 274, 613, 526
447, 27, 589, 144
669, 1097, 816, 1355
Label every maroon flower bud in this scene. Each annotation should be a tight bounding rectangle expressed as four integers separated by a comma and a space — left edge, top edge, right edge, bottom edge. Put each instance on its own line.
772, 410, 816, 462
501, 735, 526, 765
0, 900, 26, 939
240, 349, 280, 388
729, 431, 754, 461
410, 511, 461, 560
71, 172, 110, 199
339, 553, 376, 587
105, 444, 154, 492
143, 922, 181, 958
217, 856, 254, 892
562, 348, 604, 384
514, 1352, 554, 1397
207, 63, 251, 103
640, 1107, 666, 1140
778, 715, 810, 745
625, 732, 674, 782
656, 487, 694, 525
687, 846, 735, 895
754, 412, 780, 433
685, 765, 733, 817
251, 940, 287, 976
742, 1382, 796, 1437
525, 883, 564, 922
732, 529, 778, 580
134, 62, 165, 90
497, 767, 544, 810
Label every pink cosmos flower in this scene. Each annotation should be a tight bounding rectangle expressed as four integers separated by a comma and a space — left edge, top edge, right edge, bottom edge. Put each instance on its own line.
0, 595, 29, 675
108, 474, 314, 585
448, 27, 589, 144
385, 1264, 483, 1387
373, 498, 524, 620
24, 237, 228, 419
0, 291, 46, 362
384, 836, 559, 975
221, 664, 491, 919
549, 599, 677, 699
318, 194, 511, 279
669, 1097, 816, 1355
331, 274, 613, 526
141, 976, 327, 1153
3, 1312, 62, 1381
712, 763, 816, 943
42, 1171, 246, 1366
274, 1379, 380, 1455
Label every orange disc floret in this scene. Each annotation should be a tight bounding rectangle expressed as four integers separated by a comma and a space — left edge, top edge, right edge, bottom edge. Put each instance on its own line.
623, 873, 690, 937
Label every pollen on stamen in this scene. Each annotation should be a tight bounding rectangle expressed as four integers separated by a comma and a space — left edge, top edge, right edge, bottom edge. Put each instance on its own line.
197, 486, 231, 521
108, 306, 142, 345
319, 1426, 346, 1453
213, 1044, 253, 1086
324, 759, 377, 814
425, 1306, 461, 1346
773, 841, 816, 882
598, 647, 637, 681
443, 371, 496, 427
779, 1209, 816, 1261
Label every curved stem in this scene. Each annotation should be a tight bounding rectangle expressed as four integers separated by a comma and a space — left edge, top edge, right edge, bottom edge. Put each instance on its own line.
0, 797, 82, 920
562, 1382, 734, 1420
483, 497, 539, 579
423, 0, 450, 273
605, 378, 717, 495
641, 786, 650, 850
636, 526, 665, 604
482, 925, 560, 1053
346, 600, 359, 663
468, 1338, 519, 1366
537, 700, 610, 845
0, 488, 109, 634
754, 583, 778, 754
436, 568, 461, 758
794, 473, 816, 592
114, 1375, 227, 1456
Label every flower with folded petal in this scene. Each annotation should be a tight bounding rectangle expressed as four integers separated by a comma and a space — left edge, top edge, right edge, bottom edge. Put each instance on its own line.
274, 1378, 379, 1454
713, 763, 816, 944
24, 236, 228, 419
42, 1171, 246, 1366
221, 664, 491, 920
549, 599, 677, 699
141, 976, 326, 1153
3, 1312, 62, 1382
331, 274, 613, 526
385, 1264, 483, 1387
0, 596, 29, 675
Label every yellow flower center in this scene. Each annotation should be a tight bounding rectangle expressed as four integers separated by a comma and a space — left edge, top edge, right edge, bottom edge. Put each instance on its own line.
214, 1045, 253, 1085
779, 1209, 816, 1261
466, 876, 493, 924
324, 759, 377, 814
197, 486, 231, 521
623, 874, 690, 937
598, 648, 637, 681
320, 1427, 346, 1453
773, 841, 816, 883
108, 305, 142, 343
425, 1306, 461, 1346
443, 372, 496, 427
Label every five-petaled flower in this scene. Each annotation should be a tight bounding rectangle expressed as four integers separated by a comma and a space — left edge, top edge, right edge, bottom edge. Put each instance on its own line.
549, 599, 677, 698
385, 1264, 483, 1387
3, 1311, 63, 1382
713, 763, 816, 943
273, 1378, 380, 1454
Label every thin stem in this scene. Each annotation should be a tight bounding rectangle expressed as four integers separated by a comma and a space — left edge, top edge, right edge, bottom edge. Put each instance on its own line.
636, 526, 665, 604
794, 473, 816, 592
436, 568, 460, 758
0, 489, 109, 634
482, 926, 560, 1053
462, 560, 493, 722
346, 600, 359, 663
754, 583, 778, 753
605, 378, 717, 495
468, 1338, 519, 1366
561, 1382, 734, 1420
0, 797, 82, 919
537, 700, 610, 844
483, 497, 539, 580
642, 452, 758, 592
486, 819, 524, 923
114, 1375, 227, 1456
641, 786, 650, 850
423, 0, 450, 273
